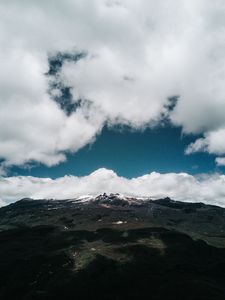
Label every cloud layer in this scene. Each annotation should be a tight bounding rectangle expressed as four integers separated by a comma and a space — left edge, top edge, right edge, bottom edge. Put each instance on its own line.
1, 168, 225, 208
1, 0, 225, 170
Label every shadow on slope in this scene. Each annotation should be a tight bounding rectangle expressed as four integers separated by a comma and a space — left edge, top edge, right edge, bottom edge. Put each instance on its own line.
0, 226, 225, 299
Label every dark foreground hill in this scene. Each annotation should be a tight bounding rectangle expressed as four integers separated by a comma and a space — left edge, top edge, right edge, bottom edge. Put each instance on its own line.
0, 194, 225, 300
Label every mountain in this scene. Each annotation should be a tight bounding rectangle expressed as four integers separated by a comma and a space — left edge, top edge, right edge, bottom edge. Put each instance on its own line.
0, 194, 225, 299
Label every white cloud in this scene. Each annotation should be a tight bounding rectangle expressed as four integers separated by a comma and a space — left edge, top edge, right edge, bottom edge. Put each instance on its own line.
1, 168, 225, 208
0, 198, 6, 207
216, 157, 225, 167
185, 128, 225, 160
1, 1, 225, 170
0, 0, 225, 171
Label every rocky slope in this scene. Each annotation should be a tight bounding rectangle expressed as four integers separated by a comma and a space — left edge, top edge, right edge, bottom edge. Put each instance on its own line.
0, 194, 225, 299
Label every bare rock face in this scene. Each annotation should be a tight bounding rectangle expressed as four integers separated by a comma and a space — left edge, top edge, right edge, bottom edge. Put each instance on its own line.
0, 195, 225, 300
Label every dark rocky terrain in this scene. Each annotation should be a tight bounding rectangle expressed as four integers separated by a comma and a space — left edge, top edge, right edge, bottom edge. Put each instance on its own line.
0, 193, 225, 299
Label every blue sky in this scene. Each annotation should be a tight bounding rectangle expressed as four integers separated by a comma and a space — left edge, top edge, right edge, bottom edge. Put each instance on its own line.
11, 125, 219, 178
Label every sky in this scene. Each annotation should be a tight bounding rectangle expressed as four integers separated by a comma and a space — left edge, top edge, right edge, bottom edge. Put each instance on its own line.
1, 0, 225, 206
11, 125, 218, 178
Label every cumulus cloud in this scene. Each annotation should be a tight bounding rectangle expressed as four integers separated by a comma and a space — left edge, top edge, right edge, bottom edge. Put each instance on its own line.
1, 168, 225, 208
1, 0, 225, 170
216, 157, 225, 167
0, 198, 6, 207
186, 128, 225, 157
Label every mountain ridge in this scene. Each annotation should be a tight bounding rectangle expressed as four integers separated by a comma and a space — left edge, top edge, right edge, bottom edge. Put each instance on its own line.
1, 193, 225, 299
